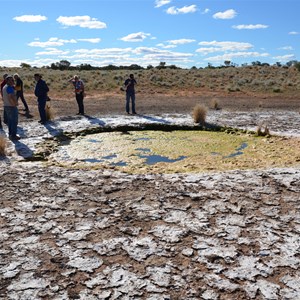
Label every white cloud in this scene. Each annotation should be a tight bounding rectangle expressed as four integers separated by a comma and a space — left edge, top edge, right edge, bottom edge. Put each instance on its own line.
0, 45, 195, 68
120, 32, 151, 42
167, 39, 196, 45
13, 15, 47, 22
155, 0, 171, 8
288, 31, 299, 35
48, 46, 193, 66
233, 24, 268, 30
133, 47, 193, 58
35, 48, 70, 56
196, 47, 224, 55
28, 37, 77, 48
156, 43, 177, 49
134, 47, 166, 55
56, 16, 107, 29
204, 51, 269, 63
202, 8, 210, 14
77, 38, 101, 43
273, 54, 296, 61
213, 9, 237, 20
0, 58, 54, 68
133, 47, 193, 61
74, 48, 132, 55
196, 41, 253, 54
278, 46, 294, 51
166, 5, 197, 15
56, 48, 134, 66
28, 37, 101, 48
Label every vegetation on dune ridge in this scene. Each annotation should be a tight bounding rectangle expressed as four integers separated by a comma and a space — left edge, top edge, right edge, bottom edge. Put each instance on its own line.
1, 63, 300, 97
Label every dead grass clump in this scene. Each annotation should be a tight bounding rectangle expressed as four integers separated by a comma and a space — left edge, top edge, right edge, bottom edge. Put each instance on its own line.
210, 98, 221, 110
46, 102, 54, 121
192, 104, 207, 126
257, 125, 271, 136
0, 134, 7, 156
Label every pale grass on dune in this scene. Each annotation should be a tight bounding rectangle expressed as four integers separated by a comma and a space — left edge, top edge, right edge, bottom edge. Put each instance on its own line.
1, 65, 300, 96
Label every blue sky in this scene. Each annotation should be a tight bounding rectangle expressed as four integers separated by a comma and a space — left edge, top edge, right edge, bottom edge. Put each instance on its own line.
0, 0, 299, 68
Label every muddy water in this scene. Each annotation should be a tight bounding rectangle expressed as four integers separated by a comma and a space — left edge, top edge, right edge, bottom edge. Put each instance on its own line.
49, 130, 300, 174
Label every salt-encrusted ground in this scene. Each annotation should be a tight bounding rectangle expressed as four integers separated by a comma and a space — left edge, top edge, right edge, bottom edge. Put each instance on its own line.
1, 110, 300, 162
0, 111, 300, 299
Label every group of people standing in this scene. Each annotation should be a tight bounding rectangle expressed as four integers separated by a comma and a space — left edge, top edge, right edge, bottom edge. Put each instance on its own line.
0, 73, 50, 140
0, 73, 32, 140
67, 73, 137, 115
0, 72, 137, 140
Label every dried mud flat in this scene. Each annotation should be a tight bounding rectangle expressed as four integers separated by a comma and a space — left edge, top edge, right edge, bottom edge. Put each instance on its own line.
1, 94, 300, 300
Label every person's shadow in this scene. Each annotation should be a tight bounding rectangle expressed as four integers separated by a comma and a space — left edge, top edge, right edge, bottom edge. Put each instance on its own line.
19, 110, 34, 119
10, 139, 34, 159
17, 122, 63, 139
43, 121, 64, 137
84, 115, 106, 127
137, 114, 171, 124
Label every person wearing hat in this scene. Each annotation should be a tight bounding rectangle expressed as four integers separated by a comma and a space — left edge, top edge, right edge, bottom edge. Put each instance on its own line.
68, 75, 85, 115
34, 73, 49, 124
2, 75, 20, 140
14, 73, 29, 112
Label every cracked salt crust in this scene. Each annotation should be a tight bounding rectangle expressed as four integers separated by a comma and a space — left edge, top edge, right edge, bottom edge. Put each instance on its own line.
0, 112, 300, 299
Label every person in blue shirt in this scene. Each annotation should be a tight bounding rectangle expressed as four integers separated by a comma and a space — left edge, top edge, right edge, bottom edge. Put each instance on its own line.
2, 75, 19, 139
34, 73, 49, 125
124, 74, 137, 114
68, 75, 85, 115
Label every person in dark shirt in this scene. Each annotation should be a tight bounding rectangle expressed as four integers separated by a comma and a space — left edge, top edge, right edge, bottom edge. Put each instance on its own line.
34, 73, 49, 124
124, 74, 137, 114
14, 73, 29, 112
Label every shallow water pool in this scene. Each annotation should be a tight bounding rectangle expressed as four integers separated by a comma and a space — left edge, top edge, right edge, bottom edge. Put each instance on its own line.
49, 130, 300, 173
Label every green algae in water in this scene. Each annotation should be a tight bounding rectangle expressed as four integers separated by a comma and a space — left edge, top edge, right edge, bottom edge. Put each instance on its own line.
49, 130, 300, 174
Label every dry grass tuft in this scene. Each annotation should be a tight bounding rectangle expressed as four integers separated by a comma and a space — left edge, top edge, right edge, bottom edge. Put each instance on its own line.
192, 104, 207, 126
46, 102, 54, 121
210, 98, 221, 110
257, 125, 271, 136
0, 134, 7, 156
